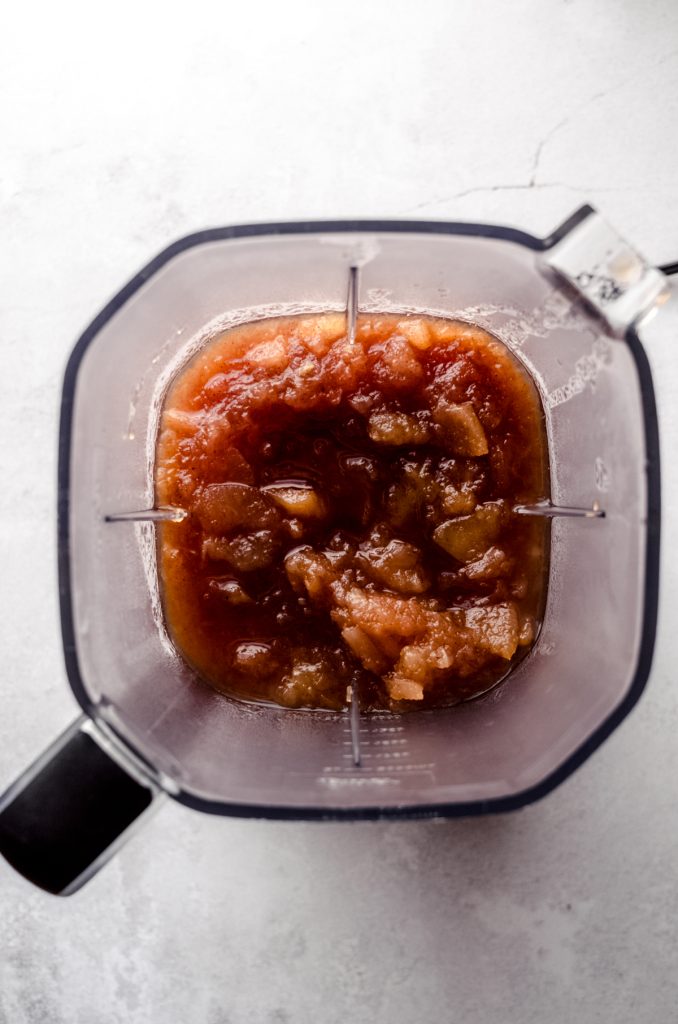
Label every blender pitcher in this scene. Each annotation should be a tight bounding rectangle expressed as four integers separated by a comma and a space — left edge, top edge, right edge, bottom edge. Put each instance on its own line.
0, 205, 668, 895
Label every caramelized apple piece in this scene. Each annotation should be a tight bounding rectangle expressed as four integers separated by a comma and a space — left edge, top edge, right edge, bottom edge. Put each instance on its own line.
398, 640, 456, 679
397, 318, 433, 350
284, 547, 335, 600
387, 676, 425, 701
263, 483, 326, 519
194, 482, 279, 534
356, 533, 430, 594
464, 603, 519, 660
464, 546, 512, 581
330, 585, 429, 649
385, 460, 437, 525
278, 646, 349, 708
440, 484, 477, 516
245, 337, 289, 371
433, 502, 504, 562
341, 626, 390, 674
202, 531, 277, 571
296, 313, 347, 356
162, 408, 204, 436
370, 335, 424, 391
368, 410, 431, 445
433, 399, 488, 456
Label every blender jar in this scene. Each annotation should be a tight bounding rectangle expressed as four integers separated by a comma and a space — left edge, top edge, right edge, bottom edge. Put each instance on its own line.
0, 206, 667, 894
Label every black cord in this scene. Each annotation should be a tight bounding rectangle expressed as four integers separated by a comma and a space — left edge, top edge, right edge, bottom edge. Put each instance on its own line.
660, 261, 678, 276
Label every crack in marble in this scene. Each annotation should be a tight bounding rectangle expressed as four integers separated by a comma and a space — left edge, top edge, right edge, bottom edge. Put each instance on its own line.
400, 181, 629, 214
529, 117, 571, 187
528, 45, 678, 185
401, 45, 678, 217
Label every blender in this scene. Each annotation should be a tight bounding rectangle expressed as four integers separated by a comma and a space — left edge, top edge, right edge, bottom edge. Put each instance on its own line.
0, 205, 669, 894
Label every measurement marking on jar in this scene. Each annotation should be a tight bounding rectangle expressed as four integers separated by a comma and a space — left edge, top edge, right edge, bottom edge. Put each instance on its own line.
342, 738, 408, 747
318, 776, 400, 788
343, 750, 410, 760
341, 726, 405, 736
322, 762, 434, 777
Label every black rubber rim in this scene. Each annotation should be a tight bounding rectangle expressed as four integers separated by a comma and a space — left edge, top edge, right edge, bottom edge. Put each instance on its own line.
57, 205, 661, 820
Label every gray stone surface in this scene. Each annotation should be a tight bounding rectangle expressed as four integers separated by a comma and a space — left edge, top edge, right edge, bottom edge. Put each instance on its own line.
1, 1, 678, 1021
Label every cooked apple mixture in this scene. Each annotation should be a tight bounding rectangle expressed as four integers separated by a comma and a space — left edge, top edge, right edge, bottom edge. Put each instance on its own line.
155, 313, 549, 711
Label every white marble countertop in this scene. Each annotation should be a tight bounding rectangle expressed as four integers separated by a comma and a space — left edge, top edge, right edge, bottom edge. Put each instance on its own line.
2, 1, 678, 1021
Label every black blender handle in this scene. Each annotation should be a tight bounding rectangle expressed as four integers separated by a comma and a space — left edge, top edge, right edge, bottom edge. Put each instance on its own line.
0, 718, 159, 895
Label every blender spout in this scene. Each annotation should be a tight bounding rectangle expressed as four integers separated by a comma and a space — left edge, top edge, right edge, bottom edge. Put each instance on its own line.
543, 207, 670, 337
